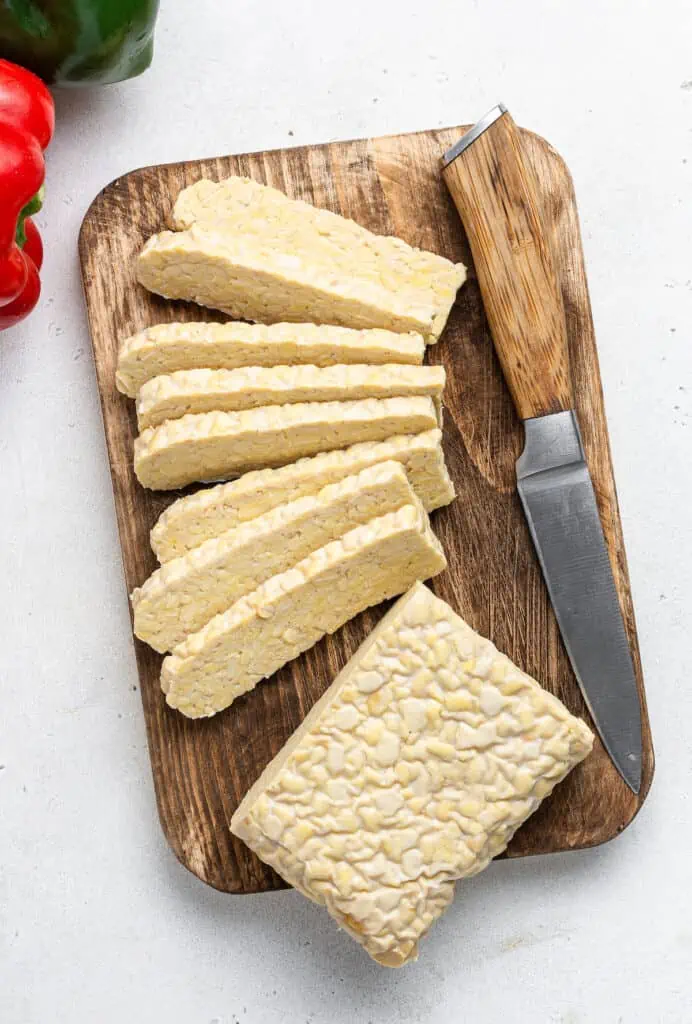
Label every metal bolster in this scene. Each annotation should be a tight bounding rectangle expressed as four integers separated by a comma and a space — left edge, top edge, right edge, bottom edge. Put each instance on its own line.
516, 410, 585, 480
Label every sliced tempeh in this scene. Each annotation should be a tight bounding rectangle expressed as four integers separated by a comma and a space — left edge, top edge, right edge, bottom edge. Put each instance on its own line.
161, 502, 447, 718
132, 461, 418, 653
137, 177, 465, 342
151, 429, 454, 562
116, 321, 425, 397
231, 583, 594, 968
134, 396, 439, 491
136, 363, 446, 430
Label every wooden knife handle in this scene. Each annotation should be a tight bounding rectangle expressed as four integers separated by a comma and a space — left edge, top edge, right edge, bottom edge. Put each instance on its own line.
442, 108, 572, 420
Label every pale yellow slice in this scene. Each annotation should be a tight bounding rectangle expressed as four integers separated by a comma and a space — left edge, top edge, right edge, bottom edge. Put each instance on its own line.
137, 176, 465, 342
116, 321, 425, 398
161, 504, 447, 718
232, 583, 594, 967
134, 396, 439, 491
132, 461, 417, 653
151, 429, 454, 562
136, 363, 445, 430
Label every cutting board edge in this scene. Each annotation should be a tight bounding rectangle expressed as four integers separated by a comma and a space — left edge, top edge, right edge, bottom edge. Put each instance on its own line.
77, 123, 571, 239
163, 775, 656, 895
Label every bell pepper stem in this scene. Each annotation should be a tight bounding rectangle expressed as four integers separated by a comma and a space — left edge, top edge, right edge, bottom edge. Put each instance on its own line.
15, 185, 44, 248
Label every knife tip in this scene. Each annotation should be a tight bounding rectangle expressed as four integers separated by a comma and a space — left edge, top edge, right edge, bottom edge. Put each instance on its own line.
619, 752, 642, 795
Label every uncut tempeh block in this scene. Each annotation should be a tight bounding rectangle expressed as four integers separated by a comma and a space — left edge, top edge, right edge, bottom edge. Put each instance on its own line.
161, 504, 446, 718
135, 363, 446, 430
137, 176, 466, 342
116, 322, 425, 397
134, 396, 439, 491
132, 462, 418, 653
231, 583, 594, 968
151, 429, 454, 562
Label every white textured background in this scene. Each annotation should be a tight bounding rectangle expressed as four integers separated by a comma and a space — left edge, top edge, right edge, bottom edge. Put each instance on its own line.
2, 1, 691, 1021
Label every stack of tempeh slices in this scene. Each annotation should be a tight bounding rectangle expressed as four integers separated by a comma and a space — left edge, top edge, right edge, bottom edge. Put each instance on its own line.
118, 175, 466, 718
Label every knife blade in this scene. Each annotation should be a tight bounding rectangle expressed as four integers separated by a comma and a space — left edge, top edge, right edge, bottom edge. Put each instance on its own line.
441, 105, 642, 791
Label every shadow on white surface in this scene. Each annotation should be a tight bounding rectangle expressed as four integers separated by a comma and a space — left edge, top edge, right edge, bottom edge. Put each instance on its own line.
154, 821, 636, 979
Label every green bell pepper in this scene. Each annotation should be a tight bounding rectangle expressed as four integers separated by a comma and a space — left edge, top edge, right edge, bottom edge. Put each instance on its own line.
0, 0, 160, 86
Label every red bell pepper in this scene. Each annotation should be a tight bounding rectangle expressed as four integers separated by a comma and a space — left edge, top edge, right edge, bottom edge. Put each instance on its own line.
0, 59, 54, 331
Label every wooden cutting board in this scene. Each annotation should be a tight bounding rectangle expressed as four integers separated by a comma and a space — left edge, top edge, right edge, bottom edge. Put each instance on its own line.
79, 125, 654, 894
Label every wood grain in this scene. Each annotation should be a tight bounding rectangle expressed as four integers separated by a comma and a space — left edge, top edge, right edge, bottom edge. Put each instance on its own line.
442, 111, 572, 419
79, 125, 654, 894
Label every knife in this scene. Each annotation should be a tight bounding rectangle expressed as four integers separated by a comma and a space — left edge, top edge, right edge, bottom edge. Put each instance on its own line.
441, 105, 642, 792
